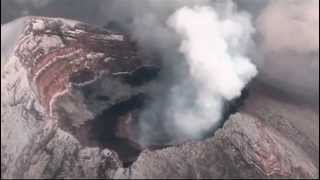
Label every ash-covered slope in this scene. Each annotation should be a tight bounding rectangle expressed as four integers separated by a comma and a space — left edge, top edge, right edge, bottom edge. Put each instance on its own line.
1, 17, 318, 179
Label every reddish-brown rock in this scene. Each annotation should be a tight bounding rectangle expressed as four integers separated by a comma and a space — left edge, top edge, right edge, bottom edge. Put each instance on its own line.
1, 16, 158, 178
1, 16, 318, 179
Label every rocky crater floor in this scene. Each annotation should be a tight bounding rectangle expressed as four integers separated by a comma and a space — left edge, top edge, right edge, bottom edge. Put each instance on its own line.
1, 17, 319, 179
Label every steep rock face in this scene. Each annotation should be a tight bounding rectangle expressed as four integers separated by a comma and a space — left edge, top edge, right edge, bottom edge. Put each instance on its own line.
241, 82, 319, 169
113, 83, 319, 179
1, 16, 158, 178
12, 16, 157, 130
115, 113, 318, 179
1, 16, 318, 179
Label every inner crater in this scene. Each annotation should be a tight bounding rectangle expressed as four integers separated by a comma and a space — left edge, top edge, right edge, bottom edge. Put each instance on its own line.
56, 65, 250, 167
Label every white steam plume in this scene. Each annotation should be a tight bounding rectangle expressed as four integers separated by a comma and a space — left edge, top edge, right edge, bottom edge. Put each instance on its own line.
168, 6, 256, 100
162, 6, 257, 142
1, 0, 258, 145
137, 3, 257, 145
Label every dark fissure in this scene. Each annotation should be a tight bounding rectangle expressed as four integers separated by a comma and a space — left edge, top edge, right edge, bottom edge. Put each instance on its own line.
68, 65, 250, 167
85, 87, 249, 167
90, 94, 149, 167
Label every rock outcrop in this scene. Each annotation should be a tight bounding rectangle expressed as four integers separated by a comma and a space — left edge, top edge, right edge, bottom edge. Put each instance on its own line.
114, 112, 318, 179
1, 16, 159, 178
1, 17, 318, 179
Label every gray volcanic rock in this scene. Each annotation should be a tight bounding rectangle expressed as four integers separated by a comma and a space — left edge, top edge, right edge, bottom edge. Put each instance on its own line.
241, 82, 319, 169
114, 113, 318, 179
1, 16, 158, 179
114, 83, 319, 179
1, 16, 318, 179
